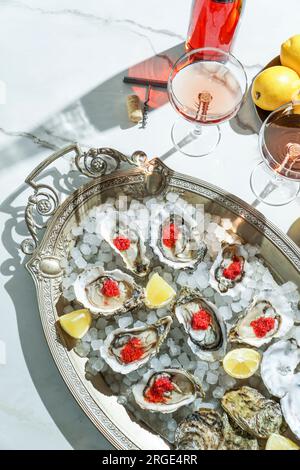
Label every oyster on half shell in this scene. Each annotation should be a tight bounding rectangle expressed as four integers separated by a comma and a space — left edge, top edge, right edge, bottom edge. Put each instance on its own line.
228, 296, 294, 348
98, 212, 150, 277
261, 339, 300, 398
175, 409, 258, 450
150, 205, 207, 271
74, 267, 144, 316
221, 386, 283, 439
132, 369, 204, 413
100, 316, 172, 374
210, 242, 246, 295
172, 287, 227, 362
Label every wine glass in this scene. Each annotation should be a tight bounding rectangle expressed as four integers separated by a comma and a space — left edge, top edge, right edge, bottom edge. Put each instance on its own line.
250, 102, 300, 206
167, 47, 247, 157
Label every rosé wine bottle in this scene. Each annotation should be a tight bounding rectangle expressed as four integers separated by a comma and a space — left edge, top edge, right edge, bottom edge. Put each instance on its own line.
186, 0, 244, 53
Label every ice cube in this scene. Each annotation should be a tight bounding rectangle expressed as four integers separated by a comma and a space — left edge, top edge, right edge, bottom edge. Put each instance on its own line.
166, 192, 179, 203
206, 371, 218, 385
147, 311, 158, 324
91, 339, 103, 351
80, 243, 91, 256
118, 314, 133, 329
75, 256, 88, 269
74, 341, 90, 357
105, 325, 115, 337
160, 354, 171, 368
212, 386, 225, 399
178, 352, 190, 369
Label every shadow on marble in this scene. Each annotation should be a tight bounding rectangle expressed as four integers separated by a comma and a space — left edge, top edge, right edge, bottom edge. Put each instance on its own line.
0, 170, 114, 450
0, 42, 186, 172
230, 88, 262, 136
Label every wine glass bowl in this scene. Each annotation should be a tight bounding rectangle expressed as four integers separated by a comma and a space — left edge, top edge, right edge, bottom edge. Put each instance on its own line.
250, 102, 300, 206
167, 47, 248, 157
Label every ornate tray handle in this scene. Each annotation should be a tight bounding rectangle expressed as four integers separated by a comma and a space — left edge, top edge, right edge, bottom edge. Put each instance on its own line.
21, 144, 148, 255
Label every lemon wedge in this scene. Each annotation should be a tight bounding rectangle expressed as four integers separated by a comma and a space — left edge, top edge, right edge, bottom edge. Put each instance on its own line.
223, 348, 261, 379
266, 433, 299, 451
59, 309, 92, 339
145, 273, 176, 308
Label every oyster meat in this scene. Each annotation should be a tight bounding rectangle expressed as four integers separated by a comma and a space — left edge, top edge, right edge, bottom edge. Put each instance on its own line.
210, 242, 246, 295
132, 369, 204, 413
261, 339, 300, 398
229, 296, 294, 348
175, 409, 258, 450
281, 373, 300, 440
150, 205, 207, 270
173, 287, 227, 362
98, 212, 150, 277
74, 267, 144, 316
221, 386, 283, 438
100, 316, 172, 374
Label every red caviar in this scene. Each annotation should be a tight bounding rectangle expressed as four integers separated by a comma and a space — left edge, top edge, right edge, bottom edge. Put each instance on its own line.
223, 256, 242, 280
162, 223, 180, 248
120, 337, 144, 364
250, 317, 276, 338
145, 376, 174, 403
113, 236, 131, 251
101, 278, 120, 297
191, 309, 212, 330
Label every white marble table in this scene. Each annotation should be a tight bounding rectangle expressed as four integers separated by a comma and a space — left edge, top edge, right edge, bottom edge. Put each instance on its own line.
0, 0, 299, 450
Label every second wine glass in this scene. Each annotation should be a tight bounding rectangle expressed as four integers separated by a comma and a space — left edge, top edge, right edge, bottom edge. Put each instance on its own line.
168, 47, 247, 157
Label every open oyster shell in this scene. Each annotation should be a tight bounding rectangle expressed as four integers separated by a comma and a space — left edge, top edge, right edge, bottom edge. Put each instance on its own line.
261, 339, 300, 398
100, 316, 172, 374
210, 242, 246, 295
150, 205, 207, 271
228, 296, 294, 348
74, 266, 144, 316
221, 386, 283, 439
172, 287, 227, 362
281, 373, 300, 440
132, 369, 204, 413
98, 212, 150, 277
175, 408, 258, 450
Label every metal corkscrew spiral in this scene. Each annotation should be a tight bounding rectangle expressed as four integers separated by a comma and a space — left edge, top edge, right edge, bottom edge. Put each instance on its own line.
140, 85, 151, 129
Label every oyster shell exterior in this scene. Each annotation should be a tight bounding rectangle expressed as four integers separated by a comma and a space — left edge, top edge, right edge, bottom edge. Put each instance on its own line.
98, 212, 150, 277
132, 369, 204, 413
281, 373, 300, 440
210, 242, 246, 295
172, 287, 227, 362
100, 316, 172, 374
261, 339, 300, 398
175, 409, 258, 450
228, 296, 294, 348
74, 267, 144, 316
175, 409, 224, 450
150, 205, 207, 270
221, 386, 283, 438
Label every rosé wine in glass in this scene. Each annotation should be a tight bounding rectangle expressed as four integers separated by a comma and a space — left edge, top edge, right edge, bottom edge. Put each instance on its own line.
168, 47, 247, 157
171, 61, 242, 124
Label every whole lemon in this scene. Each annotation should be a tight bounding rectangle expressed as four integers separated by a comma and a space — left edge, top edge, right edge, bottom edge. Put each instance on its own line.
281, 35, 300, 76
252, 66, 300, 111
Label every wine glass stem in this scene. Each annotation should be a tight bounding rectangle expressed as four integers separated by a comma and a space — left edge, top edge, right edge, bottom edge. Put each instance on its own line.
193, 124, 202, 136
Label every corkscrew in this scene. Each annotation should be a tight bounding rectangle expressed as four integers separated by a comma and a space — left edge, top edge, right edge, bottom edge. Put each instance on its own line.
140, 85, 151, 129
195, 91, 213, 122
123, 77, 168, 129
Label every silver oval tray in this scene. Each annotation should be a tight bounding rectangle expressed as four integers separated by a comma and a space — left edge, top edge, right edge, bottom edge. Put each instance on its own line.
21, 145, 300, 450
